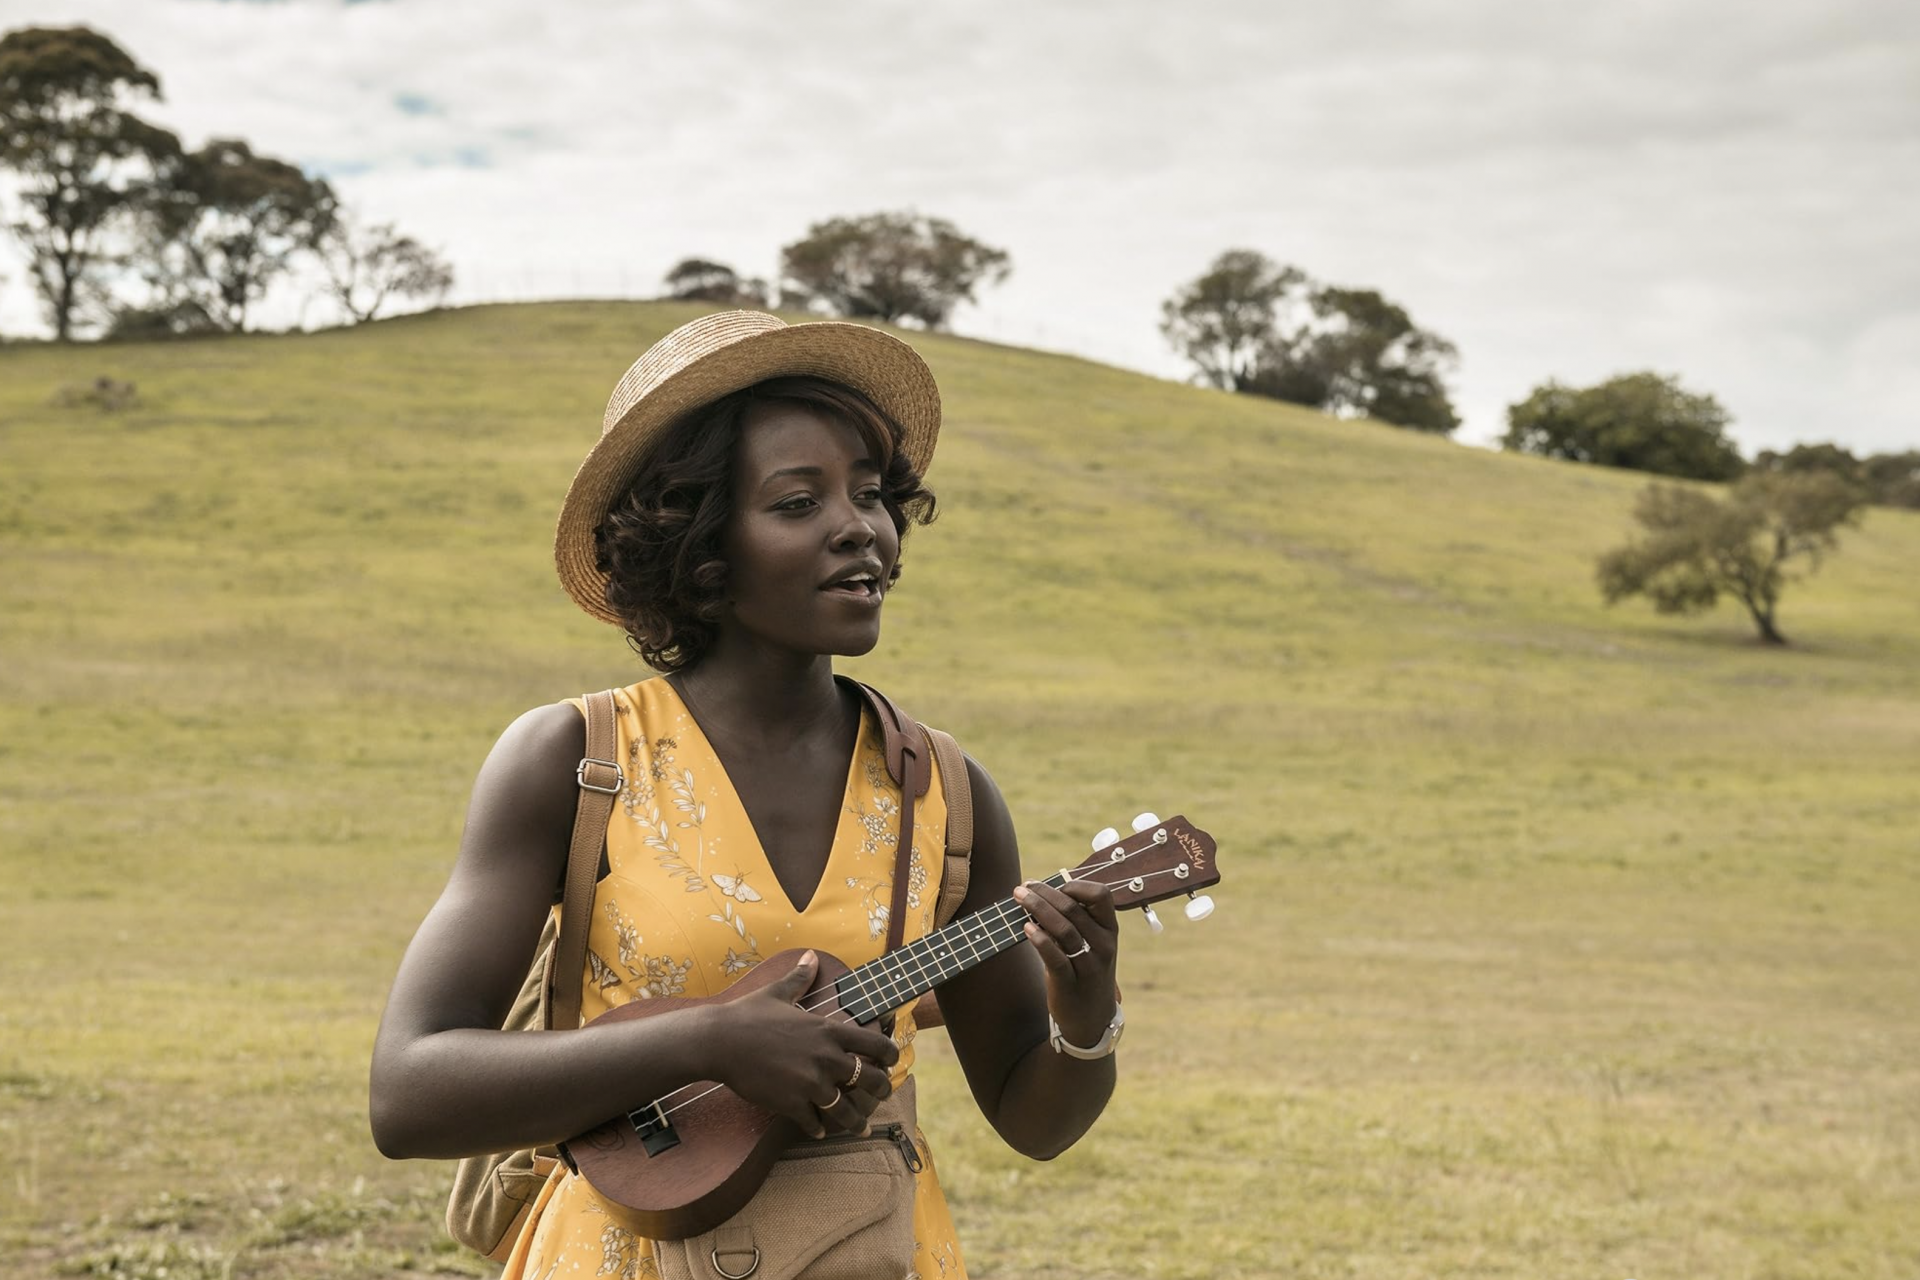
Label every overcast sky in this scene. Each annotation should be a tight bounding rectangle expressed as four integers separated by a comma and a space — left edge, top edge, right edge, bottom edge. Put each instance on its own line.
4, 0, 1917, 455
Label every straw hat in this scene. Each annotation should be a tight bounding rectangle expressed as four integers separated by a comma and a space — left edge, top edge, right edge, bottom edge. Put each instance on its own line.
554, 309, 942, 626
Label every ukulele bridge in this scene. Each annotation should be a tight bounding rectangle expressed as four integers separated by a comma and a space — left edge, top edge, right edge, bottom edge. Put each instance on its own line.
628, 1099, 680, 1156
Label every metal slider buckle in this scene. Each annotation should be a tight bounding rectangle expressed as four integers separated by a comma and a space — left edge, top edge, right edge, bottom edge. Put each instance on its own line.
576, 757, 624, 795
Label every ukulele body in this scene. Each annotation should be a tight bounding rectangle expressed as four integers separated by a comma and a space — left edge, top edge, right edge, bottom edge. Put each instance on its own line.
557, 947, 861, 1240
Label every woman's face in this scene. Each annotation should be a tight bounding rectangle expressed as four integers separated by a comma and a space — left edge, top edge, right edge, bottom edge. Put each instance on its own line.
717, 401, 900, 660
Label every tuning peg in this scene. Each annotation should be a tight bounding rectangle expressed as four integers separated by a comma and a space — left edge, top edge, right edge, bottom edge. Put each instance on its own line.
1183, 893, 1215, 922
1130, 812, 1161, 833
1091, 826, 1121, 851
1141, 904, 1165, 935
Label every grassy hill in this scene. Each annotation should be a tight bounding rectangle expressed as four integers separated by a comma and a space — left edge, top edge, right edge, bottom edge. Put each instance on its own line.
2, 301, 1916, 1279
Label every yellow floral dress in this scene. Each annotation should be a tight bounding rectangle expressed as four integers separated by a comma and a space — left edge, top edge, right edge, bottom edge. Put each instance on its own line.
501, 677, 968, 1280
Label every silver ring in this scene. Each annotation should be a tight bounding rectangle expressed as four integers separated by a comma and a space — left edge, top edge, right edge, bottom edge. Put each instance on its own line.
712, 1246, 761, 1280
819, 1088, 843, 1112
1063, 940, 1092, 959
843, 1058, 863, 1089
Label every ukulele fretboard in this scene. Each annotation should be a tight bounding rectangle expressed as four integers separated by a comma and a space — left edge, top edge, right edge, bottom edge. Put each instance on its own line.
833, 870, 1075, 1023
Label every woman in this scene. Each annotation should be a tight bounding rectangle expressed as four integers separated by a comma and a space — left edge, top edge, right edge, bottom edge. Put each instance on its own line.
370, 310, 1122, 1279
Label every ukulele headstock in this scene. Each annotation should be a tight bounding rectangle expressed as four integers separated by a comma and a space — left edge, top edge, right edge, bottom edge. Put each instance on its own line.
1069, 813, 1220, 932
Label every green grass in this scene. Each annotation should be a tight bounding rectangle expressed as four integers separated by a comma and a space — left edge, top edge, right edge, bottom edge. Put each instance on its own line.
3, 301, 1917, 1278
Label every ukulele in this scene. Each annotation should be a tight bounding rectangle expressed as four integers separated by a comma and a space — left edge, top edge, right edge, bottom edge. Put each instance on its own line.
556, 812, 1220, 1239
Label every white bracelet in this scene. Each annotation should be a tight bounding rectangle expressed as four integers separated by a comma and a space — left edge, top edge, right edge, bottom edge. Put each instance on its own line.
1048, 1004, 1125, 1059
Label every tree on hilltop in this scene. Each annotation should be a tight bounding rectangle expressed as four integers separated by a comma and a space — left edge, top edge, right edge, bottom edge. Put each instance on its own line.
1250, 285, 1461, 434
663, 257, 767, 307
1596, 471, 1865, 645
1504, 372, 1745, 481
1158, 249, 1308, 392
138, 137, 336, 332
1753, 442, 1920, 511
1161, 249, 1460, 434
316, 211, 452, 323
1753, 441, 1862, 485
781, 212, 1010, 329
0, 25, 181, 339
1861, 450, 1920, 510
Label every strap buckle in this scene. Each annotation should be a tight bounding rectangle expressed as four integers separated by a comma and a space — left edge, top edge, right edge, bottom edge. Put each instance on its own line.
576, 757, 624, 795
711, 1245, 760, 1279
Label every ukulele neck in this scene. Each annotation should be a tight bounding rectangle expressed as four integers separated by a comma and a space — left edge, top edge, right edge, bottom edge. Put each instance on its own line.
832, 871, 1074, 1024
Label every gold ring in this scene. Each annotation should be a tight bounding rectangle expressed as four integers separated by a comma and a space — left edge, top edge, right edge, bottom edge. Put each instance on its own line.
844, 1058, 863, 1089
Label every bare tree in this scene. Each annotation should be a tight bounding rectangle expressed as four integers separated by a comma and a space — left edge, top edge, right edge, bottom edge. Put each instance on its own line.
317, 212, 453, 323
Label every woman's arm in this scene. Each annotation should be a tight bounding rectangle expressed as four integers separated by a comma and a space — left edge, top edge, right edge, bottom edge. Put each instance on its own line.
930, 756, 1120, 1160
368, 702, 898, 1160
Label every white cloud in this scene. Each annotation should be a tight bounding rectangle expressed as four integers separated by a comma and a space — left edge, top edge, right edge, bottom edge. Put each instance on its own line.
2, 0, 1916, 455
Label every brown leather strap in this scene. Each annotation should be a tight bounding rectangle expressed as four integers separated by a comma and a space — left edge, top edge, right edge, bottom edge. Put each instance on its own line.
547, 689, 621, 1031
922, 725, 972, 927
852, 683, 929, 952
884, 783, 916, 953
910, 725, 972, 1029
851, 681, 930, 800
850, 683, 977, 1031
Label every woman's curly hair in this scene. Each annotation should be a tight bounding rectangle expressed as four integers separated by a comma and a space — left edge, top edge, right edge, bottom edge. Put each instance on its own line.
593, 376, 937, 672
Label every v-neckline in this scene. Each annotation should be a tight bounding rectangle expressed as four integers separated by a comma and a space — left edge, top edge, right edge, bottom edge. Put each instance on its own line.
660, 677, 868, 915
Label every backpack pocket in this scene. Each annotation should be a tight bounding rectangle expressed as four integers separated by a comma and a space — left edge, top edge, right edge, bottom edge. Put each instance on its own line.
650, 1110, 922, 1280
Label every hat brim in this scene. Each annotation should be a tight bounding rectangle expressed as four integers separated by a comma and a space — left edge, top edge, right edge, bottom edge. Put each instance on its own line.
554, 318, 941, 626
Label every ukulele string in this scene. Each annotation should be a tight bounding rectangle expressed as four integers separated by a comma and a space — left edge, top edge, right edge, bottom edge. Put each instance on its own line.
623, 848, 1191, 1128
630, 894, 1036, 1128
786, 834, 1198, 1020
787, 846, 1186, 1023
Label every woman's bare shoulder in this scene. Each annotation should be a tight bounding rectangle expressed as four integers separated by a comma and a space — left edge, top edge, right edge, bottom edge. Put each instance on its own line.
459, 701, 588, 874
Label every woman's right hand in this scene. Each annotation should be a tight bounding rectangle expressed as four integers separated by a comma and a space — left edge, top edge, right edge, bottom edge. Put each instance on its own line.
707, 951, 899, 1139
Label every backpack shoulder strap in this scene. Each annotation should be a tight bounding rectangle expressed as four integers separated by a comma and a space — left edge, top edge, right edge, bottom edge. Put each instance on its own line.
853, 682, 929, 952
851, 680, 931, 798
849, 680, 977, 931
922, 725, 973, 927
547, 688, 621, 1031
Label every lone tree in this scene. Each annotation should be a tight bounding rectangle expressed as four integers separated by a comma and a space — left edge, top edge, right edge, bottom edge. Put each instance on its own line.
141, 137, 336, 332
781, 212, 1009, 328
1161, 249, 1459, 433
316, 211, 453, 323
0, 25, 181, 339
663, 257, 767, 307
1596, 471, 1865, 645
1504, 372, 1745, 481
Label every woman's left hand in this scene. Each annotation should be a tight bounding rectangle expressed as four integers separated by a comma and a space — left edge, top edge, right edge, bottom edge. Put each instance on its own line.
1013, 877, 1120, 1049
